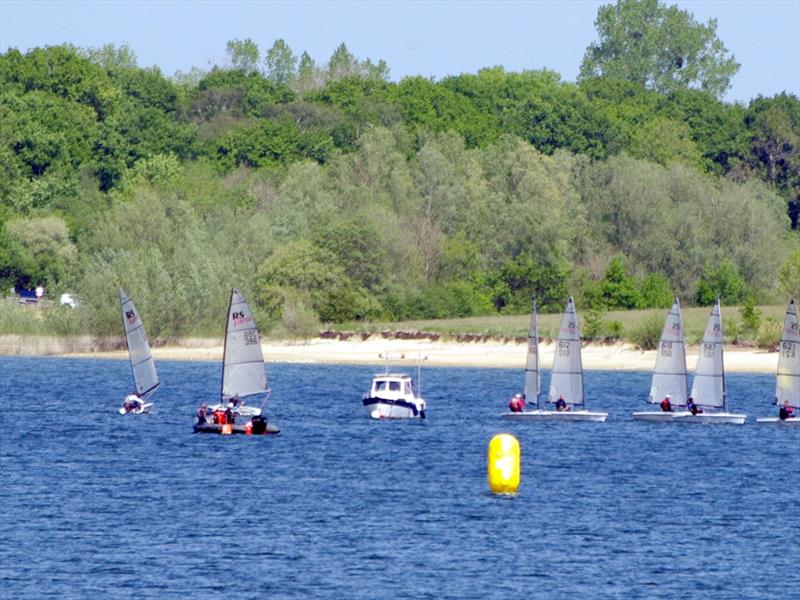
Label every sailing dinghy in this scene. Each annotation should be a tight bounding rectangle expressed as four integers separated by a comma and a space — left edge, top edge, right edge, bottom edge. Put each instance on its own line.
502, 297, 607, 422
194, 288, 279, 435
119, 288, 158, 415
632, 298, 691, 422
674, 299, 746, 424
757, 299, 799, 425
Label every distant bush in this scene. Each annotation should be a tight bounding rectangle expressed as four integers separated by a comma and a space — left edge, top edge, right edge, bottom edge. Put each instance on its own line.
740, 297, 762, 336
756, 317, 781, 350
631, 315, 664, 350
696, 261, 746, 305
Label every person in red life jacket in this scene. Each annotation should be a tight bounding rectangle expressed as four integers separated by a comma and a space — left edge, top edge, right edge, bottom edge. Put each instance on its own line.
660, 394, 672, 412
555, 395, 570, 412
778, 404, 794, 420
224, 402, 235, 425
196, 403, 207, 425
508, 393, 525, 413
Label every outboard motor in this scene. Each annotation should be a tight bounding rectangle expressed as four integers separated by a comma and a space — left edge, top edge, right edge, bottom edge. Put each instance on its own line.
251, 414, 267, 435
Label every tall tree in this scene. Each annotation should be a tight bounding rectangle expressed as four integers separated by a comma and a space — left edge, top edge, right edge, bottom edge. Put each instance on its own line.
265, 39, 297, 86
327, 43, 359, 81
225, 38, 260, 73
579, 0, 739, 99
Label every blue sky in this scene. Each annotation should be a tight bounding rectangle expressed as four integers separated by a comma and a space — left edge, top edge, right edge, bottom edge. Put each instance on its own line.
1, 0, 798, 103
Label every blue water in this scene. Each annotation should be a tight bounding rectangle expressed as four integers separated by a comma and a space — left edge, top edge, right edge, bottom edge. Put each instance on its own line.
0, 357, 797, 599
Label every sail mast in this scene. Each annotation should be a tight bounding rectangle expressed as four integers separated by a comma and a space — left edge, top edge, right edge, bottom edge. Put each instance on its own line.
548, 297, 584, 407
220, 288, 234, 405
119, 288, 159, 399
524, 296, 540, 409
720, 299, 727, 413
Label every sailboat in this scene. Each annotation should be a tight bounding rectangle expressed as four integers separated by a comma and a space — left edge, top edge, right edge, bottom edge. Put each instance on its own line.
194, 288, 279, 435
502, 297, 607, 422
118, 288, 159, 415
632, 298, 690, 422
675, 299, 746, 424
757, 299, 799, 425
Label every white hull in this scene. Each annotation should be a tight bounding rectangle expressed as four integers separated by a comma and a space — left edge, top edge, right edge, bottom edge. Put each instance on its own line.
755, 417, 800, 425
633, 410, 746, 424
501, 409, 607, 422
673, 412, 747, 425
632, 411, 690, 422
119, 402, 152, 415
365, 399, 425, 419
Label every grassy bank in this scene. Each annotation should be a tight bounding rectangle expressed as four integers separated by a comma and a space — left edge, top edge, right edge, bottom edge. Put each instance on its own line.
1, 299, 789, 350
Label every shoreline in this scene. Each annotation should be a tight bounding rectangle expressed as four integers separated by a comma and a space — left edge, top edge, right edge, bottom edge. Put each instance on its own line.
0, 335, 779, 373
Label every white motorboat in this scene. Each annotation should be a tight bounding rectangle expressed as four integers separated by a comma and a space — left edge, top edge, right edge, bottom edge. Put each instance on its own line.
118, 288, 158, 415
362, 359, 426, 419
756, 299, 800, 425
502, 297, 607, 422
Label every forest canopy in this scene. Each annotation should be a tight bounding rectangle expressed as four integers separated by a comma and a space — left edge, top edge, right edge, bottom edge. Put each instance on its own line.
1, 0, 798, 338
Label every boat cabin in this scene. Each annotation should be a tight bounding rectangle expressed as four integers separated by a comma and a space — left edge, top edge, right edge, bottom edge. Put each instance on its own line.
369, 373, 417, 401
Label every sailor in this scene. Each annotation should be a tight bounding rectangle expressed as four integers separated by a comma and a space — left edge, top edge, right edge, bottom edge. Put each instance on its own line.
508, 393, 525, 413
660, 394, 672, 412
251, 414, 267, 435
196, 403, 207, 425
555, 395, 570, 412
778, 405, 794, 420
687, 397, 702, 416
225, 402, 235, 425
122, 394, 140, 413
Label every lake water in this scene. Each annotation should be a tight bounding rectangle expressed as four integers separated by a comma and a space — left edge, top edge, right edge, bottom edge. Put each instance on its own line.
0, 356, 797, 599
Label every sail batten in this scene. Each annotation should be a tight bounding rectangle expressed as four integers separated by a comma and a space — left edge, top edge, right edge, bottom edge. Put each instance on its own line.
524, 298, 540, 409
690, 299, 726, 408
221, 289, 268, 402
649, 298, 688, 406
120, 289, 159, 399
548, 297, 584, 406
776, 299, 800, 408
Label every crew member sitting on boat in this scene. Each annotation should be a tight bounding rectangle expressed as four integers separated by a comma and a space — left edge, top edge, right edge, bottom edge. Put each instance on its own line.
122, 394, 142, 414
508, 393, 525, 413
251, 414, 267, 434
224, 402, 235, 425
196, 403, 207, 425
660, 394, 672, 412
687, 397, 702, 416
778, 405, 794, 420
555, 395, 570, 412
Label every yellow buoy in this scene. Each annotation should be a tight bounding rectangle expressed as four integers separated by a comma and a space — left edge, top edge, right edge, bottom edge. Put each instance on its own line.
488, 433, 520, 494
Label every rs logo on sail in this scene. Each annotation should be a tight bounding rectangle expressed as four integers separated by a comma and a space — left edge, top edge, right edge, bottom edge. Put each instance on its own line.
126, 310, 137, 325
232, 311, 251, 326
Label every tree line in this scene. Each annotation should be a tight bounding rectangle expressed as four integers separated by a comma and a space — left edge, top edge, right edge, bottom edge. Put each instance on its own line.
0, 0, 797, 338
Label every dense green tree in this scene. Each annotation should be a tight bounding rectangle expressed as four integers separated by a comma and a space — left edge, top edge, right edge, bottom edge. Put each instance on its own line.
579, 0, 739, 98
82, 43, 138, 70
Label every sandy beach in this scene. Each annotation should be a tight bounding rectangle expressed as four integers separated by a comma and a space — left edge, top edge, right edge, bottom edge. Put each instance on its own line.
6, 335, 776, 373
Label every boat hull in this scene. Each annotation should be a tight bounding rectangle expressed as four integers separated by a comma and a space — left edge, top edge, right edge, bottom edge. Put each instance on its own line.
500, 410, 607, 422
363, 397, 425, 419
119, 403, 152, 415
673, 412, 747, 425
633, 411, 746, 424
632, 411, 688, 422
193, 422, 280, 435
755, 417, 800, 425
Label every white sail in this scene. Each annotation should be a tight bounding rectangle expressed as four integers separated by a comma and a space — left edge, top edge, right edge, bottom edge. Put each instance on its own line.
120, 288, 159, 398
221, 289, 268, 402
548, 297, 583, 406
649, 298, 688, 406
776, 299, 800, 408
690, 299, 725, 408
524, 297, 540, 407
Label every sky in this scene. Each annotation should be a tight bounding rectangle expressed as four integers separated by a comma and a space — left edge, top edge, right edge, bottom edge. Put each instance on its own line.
1, 0, 798, 104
